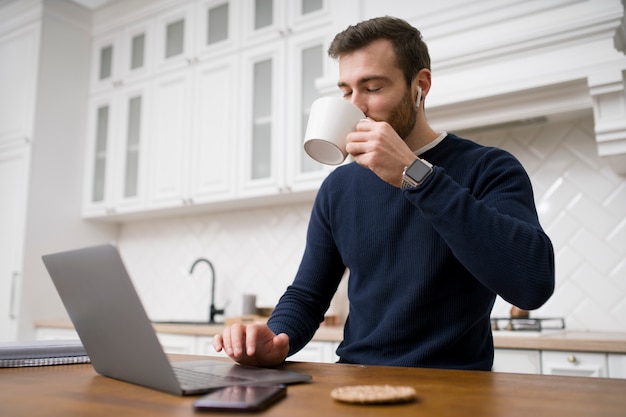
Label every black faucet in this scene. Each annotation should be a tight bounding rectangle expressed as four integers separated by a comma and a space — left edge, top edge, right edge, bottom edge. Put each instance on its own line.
189, 258, 224, 324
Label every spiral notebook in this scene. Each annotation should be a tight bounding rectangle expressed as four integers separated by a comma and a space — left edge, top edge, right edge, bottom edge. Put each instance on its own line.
0, 339, 90, 368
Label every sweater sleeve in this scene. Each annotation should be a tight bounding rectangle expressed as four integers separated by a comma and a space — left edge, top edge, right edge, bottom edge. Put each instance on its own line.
267, 185, 346, 356
404, 149, 555, 310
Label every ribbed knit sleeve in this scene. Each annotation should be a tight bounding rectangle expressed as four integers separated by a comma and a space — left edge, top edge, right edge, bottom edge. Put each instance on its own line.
405, 143, 555, 309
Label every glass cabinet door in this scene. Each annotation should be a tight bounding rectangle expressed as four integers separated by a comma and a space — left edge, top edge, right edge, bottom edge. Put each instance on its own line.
207, 2, 229, 45
155, 5, 192, 74
239, 40, 285, 194
251, 58, 272, 180
254, 0, 274, 30
98, 45, 113, 83
165, 18, 185, 59
195, 0, 238, 60
91, 104, 110, 204
114, 84, 148, 211
299, 43, 324, 174
123, 95, 142, 198
129, 33, 145, 70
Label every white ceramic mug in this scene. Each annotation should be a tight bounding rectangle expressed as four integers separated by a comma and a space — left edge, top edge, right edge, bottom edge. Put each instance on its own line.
303, 97, 365, 165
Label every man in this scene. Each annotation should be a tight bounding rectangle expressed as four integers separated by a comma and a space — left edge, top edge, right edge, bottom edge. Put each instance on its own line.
214, 16, 555, 370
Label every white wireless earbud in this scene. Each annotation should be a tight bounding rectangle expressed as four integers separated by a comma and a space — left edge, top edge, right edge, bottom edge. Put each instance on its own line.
416, 86, 422, 108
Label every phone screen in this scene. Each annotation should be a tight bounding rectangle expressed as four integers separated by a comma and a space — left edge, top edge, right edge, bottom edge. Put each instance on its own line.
193, 385, 287, 412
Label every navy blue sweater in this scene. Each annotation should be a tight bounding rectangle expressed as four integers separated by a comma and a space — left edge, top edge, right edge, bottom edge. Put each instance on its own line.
268, 134, 555, 370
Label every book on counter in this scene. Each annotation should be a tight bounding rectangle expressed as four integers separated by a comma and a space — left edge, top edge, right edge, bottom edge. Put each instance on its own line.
0, 339, 90, 368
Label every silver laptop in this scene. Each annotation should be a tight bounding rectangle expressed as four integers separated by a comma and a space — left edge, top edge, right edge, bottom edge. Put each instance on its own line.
42, 244, 311, 395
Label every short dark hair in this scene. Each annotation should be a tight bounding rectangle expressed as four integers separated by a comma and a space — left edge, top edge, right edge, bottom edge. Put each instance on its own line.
328, 16, 431, 86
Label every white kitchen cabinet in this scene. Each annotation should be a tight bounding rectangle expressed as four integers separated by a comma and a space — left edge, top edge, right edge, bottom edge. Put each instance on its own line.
82, 81, 150, 217
154, 0, 239, 76
238, 0, 333, 197
240, 0, 329, 49
156, 332, 198, 354
195, 336, 229, 358
288, 341, 339, 363
147, 54, 238, 209
35, 327, 80, 341
608, 353, 626, 379
90, 19, 153, 94
492, 349, 541, 374
541, 350, 609, 378
82, 0, 337, 219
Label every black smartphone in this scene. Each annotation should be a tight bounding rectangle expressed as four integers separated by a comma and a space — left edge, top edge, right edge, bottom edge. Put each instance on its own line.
193, 384, 287, 412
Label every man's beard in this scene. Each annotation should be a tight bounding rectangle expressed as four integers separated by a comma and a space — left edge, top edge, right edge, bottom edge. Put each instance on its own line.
385, 89, 417, 140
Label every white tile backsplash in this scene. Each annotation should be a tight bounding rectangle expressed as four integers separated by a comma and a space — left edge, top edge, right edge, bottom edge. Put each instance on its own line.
119, 113, 626, 331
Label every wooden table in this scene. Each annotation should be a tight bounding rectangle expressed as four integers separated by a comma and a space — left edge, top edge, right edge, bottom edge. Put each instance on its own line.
2, 356, 625, 416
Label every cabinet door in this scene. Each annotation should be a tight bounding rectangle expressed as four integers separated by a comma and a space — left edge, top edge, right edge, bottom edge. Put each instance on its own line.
190, 56, 238, 203
238, 41, 286, 196
284, 30, 333, 191
0, 144, 29, 342
194, 0, 239, 60
157, 333, 197, 354
119, 20, 153, 85
83, 93, 115, 215
35, 327, 80, 341
493, 349, 541, 374
195, 336, 228, 357
154, 4, 194, 75
608, 354, 626, 379
542, 351, 608, 378
83, 83, 150, 217
111, 83, 150, 213
148, 70, 193, 208
90, 20, 152, 93
288, 341, 337, 363
90, 32, 118, 92
0, 24, 39, 144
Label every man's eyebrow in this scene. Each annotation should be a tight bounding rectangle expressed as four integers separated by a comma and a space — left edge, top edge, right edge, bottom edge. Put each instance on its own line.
337, 75, 390, 88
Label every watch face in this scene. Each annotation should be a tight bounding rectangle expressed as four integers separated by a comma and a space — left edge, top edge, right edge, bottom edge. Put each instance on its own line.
406, 159, 432, 183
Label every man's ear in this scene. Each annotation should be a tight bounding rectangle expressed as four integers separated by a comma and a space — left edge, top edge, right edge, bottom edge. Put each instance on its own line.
414, 68, 432, 107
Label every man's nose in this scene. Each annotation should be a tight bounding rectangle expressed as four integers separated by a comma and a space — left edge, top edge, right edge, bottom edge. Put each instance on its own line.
348, 94, 367, 115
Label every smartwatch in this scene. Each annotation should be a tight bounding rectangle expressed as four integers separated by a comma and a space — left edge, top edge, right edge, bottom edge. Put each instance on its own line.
401, 158, 433, 189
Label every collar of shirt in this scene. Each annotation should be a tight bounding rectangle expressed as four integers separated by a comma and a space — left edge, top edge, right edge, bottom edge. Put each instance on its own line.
414, 131, 447, 156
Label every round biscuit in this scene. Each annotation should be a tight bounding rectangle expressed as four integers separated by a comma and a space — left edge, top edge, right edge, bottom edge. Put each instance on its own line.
330, 384, 417, 404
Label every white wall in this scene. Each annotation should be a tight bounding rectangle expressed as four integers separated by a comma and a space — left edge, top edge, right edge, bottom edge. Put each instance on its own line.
17, 0, 118, 341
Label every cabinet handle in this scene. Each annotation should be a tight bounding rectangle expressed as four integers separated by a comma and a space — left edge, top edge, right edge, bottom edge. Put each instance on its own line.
567, 355, 577, 364
278, 27, 292, 37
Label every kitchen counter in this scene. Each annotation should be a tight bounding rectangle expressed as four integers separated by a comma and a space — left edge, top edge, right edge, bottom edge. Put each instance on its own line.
35, 320, 626, 353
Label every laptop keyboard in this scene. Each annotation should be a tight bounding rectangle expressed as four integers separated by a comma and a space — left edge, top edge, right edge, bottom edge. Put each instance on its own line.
173, 366, 248, 389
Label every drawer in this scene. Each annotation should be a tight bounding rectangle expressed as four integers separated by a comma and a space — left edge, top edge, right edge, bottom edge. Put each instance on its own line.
541, 351, 608, 377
